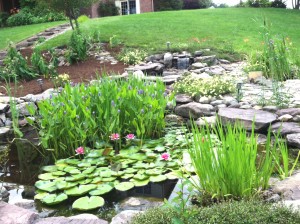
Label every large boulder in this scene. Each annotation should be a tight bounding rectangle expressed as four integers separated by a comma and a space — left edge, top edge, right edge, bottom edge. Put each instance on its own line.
35, 214, 108, 224
271, 122, 300, 136
110, 210, 142, 224
218, 108, 277, 132
175, 102, 215, 119
286, 133, 300, 148
272, 171, 300, 200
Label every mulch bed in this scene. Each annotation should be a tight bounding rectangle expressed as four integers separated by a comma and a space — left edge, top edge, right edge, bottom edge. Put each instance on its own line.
0, 45, 127, 97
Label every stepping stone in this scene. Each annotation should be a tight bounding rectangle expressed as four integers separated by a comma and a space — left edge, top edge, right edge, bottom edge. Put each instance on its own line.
175, 102, 215, 119
218, 108, 277, 132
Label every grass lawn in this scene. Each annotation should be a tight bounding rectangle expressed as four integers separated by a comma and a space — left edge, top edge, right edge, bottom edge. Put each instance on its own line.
0, 21, 67, 50
40, 8, 300, 56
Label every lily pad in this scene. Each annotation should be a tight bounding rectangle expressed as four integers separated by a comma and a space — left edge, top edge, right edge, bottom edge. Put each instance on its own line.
64, 184, 97, 196
34, 192, 49, 200
145, 169, 163, 176
42, 165, 57, 172
121, 173, 134, 179
133, 173, 148, 181
101, 177, 117, 182
115, 182, 135, 191
38, 173, 56, 180
64, 166, 77, 173
78, 162, 91, 168
82, 167, 96, 175
65, 174, 85, 182
89, 184, 113, 195
154, 145, 165, 152
52, 171, 66, 176
78, 178, 93, 185
165, 172, 179, 180
35, 181, 57, 192
86, 149, 105, 158
69, 169, 81, 175
65, 159, 80, 165
41, 193, 68, 205
131, 178, 150, 187
150, 175, 167, 183
91, 177, 102, 184
56, 181, 78, 190
123, 168, 137, 174
72, 196, 104, 211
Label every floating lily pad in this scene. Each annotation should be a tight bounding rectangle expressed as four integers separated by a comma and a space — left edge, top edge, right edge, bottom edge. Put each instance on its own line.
89, 184, 113, 195
121, 173, 134, 179
52, 171, 66, 176
69, 169, 81, 174
131, 178, 150, 187
165, 172, 179, 180
78, 178, 93, 185
64, 166, 77, 173
154, 145, 165, 152
91, 177, 102, 184
101, 177, 117, 182
65, 159, 80, 165
56, 181, 78, 190
65, 174, 85, 182
133, 173, 148, 181
41, 193, 68, 205
99, 170, 112, 178
35, 181, 57, 192
146, 169, 163, 176
111, 171, 125, 177
72, 196, 104, 211
38, 173, 56, 180
115, 182, 135, 191
82, 167, 96, 175
64, 184, 97, 196
78, 162, 91, 168
34, 192, 49, 200
150, 175, 167, 182
86, 149, 105, 158
123, 168, 137, 174
42, 165, 57, 172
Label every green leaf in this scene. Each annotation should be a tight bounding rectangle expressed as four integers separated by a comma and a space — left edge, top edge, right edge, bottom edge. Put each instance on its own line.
121, 173, 134, 179
35, 181, 57, 192
78, 162, 91, 168
131, 178, 150, 187
82, 167, 96, 175
145, 169, 163, 176
65, 174, 85, 182
150, 175, 167, 182
56, 181, 78, 190
154, 145, 165, 152
52, 171, 66, 176
38, 173, 56, 180
115, 182, 135, 191
86, 149, 105, 158
64, 184, 97, 196
41, 193, 68, 205
34, 192, 49, 200
42, 165, 57, 172
89, 184, 113, 195
72, 196, 104, 211
133, 173, 149, 181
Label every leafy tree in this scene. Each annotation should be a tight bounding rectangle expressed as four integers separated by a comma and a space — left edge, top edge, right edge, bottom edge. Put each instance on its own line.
154, 0, 183, 11
271, 0, 287, 8
183, 0, 200, 9
198, 0, 212, 8
40, 0, 97, 29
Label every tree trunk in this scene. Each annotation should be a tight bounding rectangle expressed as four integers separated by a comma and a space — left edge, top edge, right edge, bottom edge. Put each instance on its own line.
292, 0, 300, 9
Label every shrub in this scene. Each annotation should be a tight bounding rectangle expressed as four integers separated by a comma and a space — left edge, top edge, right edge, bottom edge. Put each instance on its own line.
66, 30, 88, 63
77, 15, 90, 23
7, 10, 34, 26
183, 0, 200, 9
271, 0, 287, 8
29, 76, 169, 158
172, 73, 235, 97
187, 121, 288, 200
198, 0, 212, 8
98, 0, 119, 17
0, 12, 9, 27
154, 0, 183, 11
118, 48, 148, 65
132, 200, 300, 224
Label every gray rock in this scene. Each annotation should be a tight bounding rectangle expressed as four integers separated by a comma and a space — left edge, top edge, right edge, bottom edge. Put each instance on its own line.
195, 55, 217, 65
110, 210, 142, 224
286, 133, 300, 148
278, 114, 293, 122
194, 50, 203, 57
13, 199, 35, 210
175, 94, 193, 104
277, 108, 300, 117
240, 104, 252, 109
198, 96, 211, 104
132, 70, 145, 79
0, 201, 38, 224
189, 68, 207, 74
272, 171, 300, 200
210, 100, 224, 106
216, 104, 227, 109
219, 59, 230, 64
282, 200, 300, 210
194, 116, 216, 127
191, 62, 207, 69
162, 70, 178, 76
228, 102, 240, 108
293, 115, 300, 122
0, 187, 9, 202
266, 194, 281, 203
164, 53, 173, 68
162, 75, 181, 85
0, 103, 9, 113
192, 72, 211, 79
272, 122, 300, 136
263, 105, 278, 113
218, 108, 277, 132
208, 66, 225, 75
175, 102, 215, 119
126, 63, 164, 75
119, 197, 163, 211
35, 214, 108, 224
0, 127, 11, 141
15, 102, 37, 117
223, 96, 237, 106
165, 114, 184, 125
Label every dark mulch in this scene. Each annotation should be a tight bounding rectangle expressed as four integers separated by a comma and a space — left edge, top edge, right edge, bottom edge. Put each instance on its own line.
0, 45, 127, 97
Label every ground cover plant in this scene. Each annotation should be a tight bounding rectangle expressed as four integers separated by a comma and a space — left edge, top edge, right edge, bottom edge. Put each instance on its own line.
28, 75, 170, 159
34, 126, 190, 209
39, 8, 300, 57
0, 21, 65, 50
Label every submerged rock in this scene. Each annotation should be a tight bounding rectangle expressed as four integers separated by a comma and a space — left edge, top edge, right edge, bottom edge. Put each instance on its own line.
110, 210, 142, 224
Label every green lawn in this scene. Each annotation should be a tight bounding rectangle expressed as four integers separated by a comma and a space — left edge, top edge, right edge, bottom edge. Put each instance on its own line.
40, 8, 300, 56
0, 21, 66, 50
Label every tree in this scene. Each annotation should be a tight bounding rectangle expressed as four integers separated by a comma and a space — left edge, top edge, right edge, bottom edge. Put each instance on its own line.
292, 0, 300, 9
198, 0, 212, 8
40, 0, 97, 29
154, 0, 183, 11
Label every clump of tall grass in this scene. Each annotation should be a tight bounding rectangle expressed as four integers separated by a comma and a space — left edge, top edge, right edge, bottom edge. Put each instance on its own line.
187, 120, 288, 200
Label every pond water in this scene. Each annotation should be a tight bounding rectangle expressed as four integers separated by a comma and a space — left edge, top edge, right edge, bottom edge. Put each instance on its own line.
0, 141, 177, 220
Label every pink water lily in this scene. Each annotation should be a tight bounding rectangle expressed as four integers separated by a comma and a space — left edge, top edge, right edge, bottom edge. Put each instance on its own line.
126, 134, 135, 140
75, 146, 84, 155
110, 133, 120, 141
161, 153, 170, 161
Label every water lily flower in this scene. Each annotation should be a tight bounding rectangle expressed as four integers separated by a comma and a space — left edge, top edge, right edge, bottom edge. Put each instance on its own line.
161, 153, 170, 161
126, 134, 135, 140
75, 146, 84, 155
110, 133, 120, 141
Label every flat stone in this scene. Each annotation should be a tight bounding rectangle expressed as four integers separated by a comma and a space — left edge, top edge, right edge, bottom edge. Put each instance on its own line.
286, 133, 300, 148
271, 122, 300, 136
194, 55, 217, 64
119, 197, 163, 211
162, 75, 181, 85
210, 100, 224, 106
126, 63, 164, 75
278, 114, 293, 122
277, 108, 300, 117
110, 210, 142, 224
198, 96, 211, 104
191, 62, 207, 69
218, 108, 277, 132
263, 105, 278, 113
175, 94, 193, 104
165, 114, 184, 125
35, 214, 108, 224
0, 201, 38, 224
272, 171, 300, 200
219, 59, 230, 64
175, 102, 215, 119
208, 66, 225, 75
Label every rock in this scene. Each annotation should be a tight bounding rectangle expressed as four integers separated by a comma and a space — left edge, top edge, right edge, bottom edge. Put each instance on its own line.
165, 114, 185, 125
14, 102, 37, 117
218, 108, 277, 132
210, 100, 224, 106
164, 53, 173, 68
190, 68, 207, 74
0, 103, 9, 113
248, 71, 263, 83
110, 210, 142, 224
162, 70, 178, 76
263, 105, 278, 113
191, 72, 211, 79
277, 108, 300, 117
286, 133, 300, 148
132, 70, 145, 79
0, 187, 9, 202
191, 62, 207, 69
162, 75, 181, 85
0, 201, 38, 224
13, 199, 35, 210
223, 96, 237, 106
272, 171, 300, 200
126, 63, 164, 75
282, 200, 300, 210
266, 194, 281, 203
293, 115, 300, 122
35, 214, 108, 224
194, 50, 203, 57
278, 114, 293, 122
193, 116, 216, 127
240, 104, 252, 109
216, 104, 227, 109
208, 66, 225, 75
198, 96, 211, 104
272, 122, 300, 136
194, 55, 217, 65
119, 197, 163, 211
0, 127, 11, 141
219, 59, 230, 64
175, 102, 215, 119
175, 94, 193, 104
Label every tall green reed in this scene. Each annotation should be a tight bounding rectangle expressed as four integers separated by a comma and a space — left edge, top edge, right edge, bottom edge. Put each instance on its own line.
187, 120, 285, 200
29, 75, 169, 159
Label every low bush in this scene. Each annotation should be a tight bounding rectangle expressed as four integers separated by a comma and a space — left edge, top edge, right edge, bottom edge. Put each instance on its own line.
172, 73, 235, 97
118, 48, 148, 65
0, 12, 9, 27
98, 0, 119, 17
29, 75, 169, 158
132, 200, 300, 224
154, 0, 183, 11
66, 30, 88, 63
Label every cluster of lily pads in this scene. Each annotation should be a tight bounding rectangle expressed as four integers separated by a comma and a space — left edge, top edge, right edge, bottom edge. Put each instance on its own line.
34, 127, 194, 211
